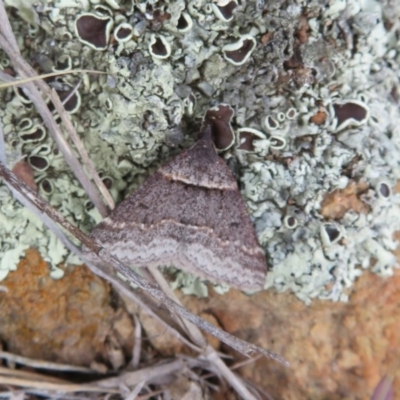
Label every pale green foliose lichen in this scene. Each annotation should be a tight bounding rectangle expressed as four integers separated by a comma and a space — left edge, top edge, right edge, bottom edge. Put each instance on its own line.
168, 267, 209, 298
1, 0, 400, 303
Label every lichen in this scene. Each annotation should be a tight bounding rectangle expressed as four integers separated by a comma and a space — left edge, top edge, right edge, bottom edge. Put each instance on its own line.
1, 0, 400, 303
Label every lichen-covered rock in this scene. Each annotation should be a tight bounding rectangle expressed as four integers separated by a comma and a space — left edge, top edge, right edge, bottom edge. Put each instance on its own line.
1, 0, 400, 302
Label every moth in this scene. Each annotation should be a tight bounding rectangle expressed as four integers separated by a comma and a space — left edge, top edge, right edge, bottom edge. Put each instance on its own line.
86, 125, 267, 290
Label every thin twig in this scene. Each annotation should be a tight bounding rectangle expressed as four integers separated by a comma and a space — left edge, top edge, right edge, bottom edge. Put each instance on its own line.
0, 366, 70, 384
96, 359, 184, 388
205, 347, 258, 400
0, 3, 19, 51
0, 69, 107, 89
0, 161, 288, 367
55, 79, 82, 113
0, 118, 5, 165
200, 355, 262, 380
132, 315, 142, 369
0, 376, 119, 394
0, 7, 115, 211
124, 290, 202, 353
230, 354, 263, 371
0, 351, 94, 373
148, 266, 206, 348
49, 87, 116, 210
126, 381, 146, 400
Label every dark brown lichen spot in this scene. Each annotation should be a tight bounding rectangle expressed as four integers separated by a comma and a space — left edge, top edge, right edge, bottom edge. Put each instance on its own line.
151, 36, 168, 57
390, 85, 399, 103
378, 182, 391, 198
324, 224, 341, 243
20, 127, 45, 142
285, 216, 297, 228
201, 104, 234, 150
287, 108, 297, 119
85, 201, 94, 211
54, 57, 71, 71
177, 14, 189, 30
216, 1, 237, 20
266, 116, 278, 129
102, 177, 113, 189
29, 156, 49, 171
41, 179, 52, 194
116, 26, 132, 40
333, 102, 368, 126
19, 119, 32, 130
238, 130, 259, 151
75, 14, 112, 49
57, 90, 80, 113
223, 38, 256, 64
16, 87, 31, 103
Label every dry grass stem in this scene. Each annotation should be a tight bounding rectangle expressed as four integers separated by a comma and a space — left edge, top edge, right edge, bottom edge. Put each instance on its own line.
0, 376, 119, 394
205, 347, 259, 400
0, 69, 107, 89
96, 359, 184, 388
148, 266, 207, 348
124, 289, 202, 353
125, 381, 146, 400
132, 315, 142, 369
0, 351, 94, 373
49, 87, 116, 211
56, 79, 82, 111
0, 366, 71, 384
230, 354, 263, 371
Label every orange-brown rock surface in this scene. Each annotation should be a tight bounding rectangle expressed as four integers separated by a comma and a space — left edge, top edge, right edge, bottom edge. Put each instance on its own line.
0, 248, 134, 369
178, 269, 400, 400
1, 249, 399, 399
